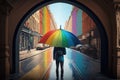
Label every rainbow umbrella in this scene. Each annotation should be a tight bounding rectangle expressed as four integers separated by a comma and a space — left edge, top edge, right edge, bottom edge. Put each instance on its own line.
39, 29, 81, 47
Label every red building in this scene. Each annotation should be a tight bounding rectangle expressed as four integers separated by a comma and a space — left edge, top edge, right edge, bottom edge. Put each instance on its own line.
82, 11, 100, 59
82, 12, 96, 35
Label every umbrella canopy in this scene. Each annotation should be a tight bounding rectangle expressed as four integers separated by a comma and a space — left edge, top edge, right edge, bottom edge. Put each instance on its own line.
39, 29, 81, 47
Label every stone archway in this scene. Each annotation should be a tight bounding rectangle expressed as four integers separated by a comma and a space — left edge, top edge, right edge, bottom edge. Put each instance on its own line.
6, 0, 117, 79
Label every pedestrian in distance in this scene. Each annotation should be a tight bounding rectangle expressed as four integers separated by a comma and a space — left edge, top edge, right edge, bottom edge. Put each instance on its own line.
27, 44, 31, 53
53, 47, 66, 80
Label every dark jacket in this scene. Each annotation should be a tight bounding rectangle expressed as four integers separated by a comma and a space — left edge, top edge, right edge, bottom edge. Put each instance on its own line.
53, 47, 66, 61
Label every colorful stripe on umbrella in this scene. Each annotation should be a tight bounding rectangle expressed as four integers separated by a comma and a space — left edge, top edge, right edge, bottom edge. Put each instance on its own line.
39, 29, 81, 47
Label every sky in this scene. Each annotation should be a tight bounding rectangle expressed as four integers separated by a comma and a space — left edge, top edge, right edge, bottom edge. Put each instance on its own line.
48, 3, 73, 29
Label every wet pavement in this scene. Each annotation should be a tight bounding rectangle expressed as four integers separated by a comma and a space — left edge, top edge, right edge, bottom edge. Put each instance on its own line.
18, 47, 118, 80
43, 57, 82, 80
19, 48, 52, 80
19, 48, 97, 80
19, 48, 49, 60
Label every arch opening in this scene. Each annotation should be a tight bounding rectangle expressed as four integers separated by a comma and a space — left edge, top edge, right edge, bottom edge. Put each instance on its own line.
12, 0, 108, 78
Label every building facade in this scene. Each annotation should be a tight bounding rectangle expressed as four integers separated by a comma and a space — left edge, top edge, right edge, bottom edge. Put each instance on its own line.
65, 6, 100, 58
72, 7, 78, 35
65, 6, 82, 37
82, 11, 100, 58
76, 9, 82, 36
39, 6, 57, 35
19, 6, 57, 51
19, 10, 40, 51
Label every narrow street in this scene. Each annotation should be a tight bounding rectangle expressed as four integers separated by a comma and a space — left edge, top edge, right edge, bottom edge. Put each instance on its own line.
17, 47, 112, 80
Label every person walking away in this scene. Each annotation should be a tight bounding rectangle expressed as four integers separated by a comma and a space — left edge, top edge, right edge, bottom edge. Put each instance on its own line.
53, 47, 66, 80
27, 44, 31, 53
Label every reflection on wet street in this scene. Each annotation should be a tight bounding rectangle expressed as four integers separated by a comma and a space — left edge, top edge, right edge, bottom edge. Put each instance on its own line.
44, 57, 81, 80
42, 48, 100, 80
19, 47, 100, 80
